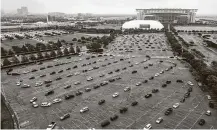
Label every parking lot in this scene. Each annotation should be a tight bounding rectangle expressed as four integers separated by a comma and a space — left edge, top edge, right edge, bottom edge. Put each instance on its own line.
1, 33, 217, 129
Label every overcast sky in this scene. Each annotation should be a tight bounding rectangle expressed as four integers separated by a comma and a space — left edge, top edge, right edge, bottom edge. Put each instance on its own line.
1, 0, 217, 15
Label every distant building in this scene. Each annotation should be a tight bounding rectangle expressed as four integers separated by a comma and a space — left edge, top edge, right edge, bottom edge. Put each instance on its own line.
17, 6, 28, 16
136, 8, 198, 24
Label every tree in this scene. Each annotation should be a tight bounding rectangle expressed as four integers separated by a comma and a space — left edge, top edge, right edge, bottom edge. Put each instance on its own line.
63, 48, 69, 55
76, 46, 81, 53
50, 50, 56, 57
29, 54, 36, 61
81, 36, 85, 40
87, 42, 101, 50
72, 38, 77, 41
12, 56, 20, 64
21, 45, 28, 52
12, 46, 22, 54
56, 39, 62, 47
37, 52, 44, 59
46, 44, 52, 50
8, 49, 14, 56
3, 58, 11, 66
44, 52, 50, 59
69, 46, 75, 54
77, 39, 81, 42
82, 40, 86, 44
1, 47, 7, 56
21, 55, 29, 63
57, 49, 63, 56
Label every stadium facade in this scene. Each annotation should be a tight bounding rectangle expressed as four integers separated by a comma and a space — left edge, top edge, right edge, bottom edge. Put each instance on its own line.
136, 8, 198, 24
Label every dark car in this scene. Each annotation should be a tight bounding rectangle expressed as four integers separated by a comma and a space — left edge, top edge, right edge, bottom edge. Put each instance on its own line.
132, 70, 137, 74
40, 67, 45, 70
50, 71, 56, 75
93, 85, 100, 89
109, 79, 115, 82
55, 64, 60, 66
108, 63, 111, 65
129, 64, 134, 67
198, 119, 205, 126
73, 65, 78, 69
108, 71, 113, 74
82, 70, 88, 73
149, 77, 154, 80
66, 74, 73, 77
120, 59, 124, 61
131, 101, 138, 106
60, 114, 70, 121
120, 107, 128, 114
122, 67, 127, 70
98, 99, 105, 105
75, 91, 83, 96
144, 66, 148, 69
113, 61, 118, 63
91, 56, 96, 58
93, 66, 99, 69
100, 82, 108, 86
65, 94, 74, 100
180, 98, 185, 103
145, 94, 152, 98
143, 80, 148, 83
166, 80, 171, 84
110, 115, 118, 121
66, 68, 71, 70
162, 84, 167, 87
86, 57, 90, 60
45, 84, 51, 87
44, 80, 52, 84
31, 69, 38, 72
116, 77, 122, 80
66, 56, 71, 59
102, 64, 107, 67
209, 101, 214, 108
58, 70, 63, 73
82, 64, 86, 67
177, 80, 183, 83
56, 77, 62, 81
45, 90, 54, 96
188, 87, 193, 92
185, 92, 190, 98
101, 120, 110, 127
148, 63, 153, 66
165, 108, 173, 115
152, 89, 159, 93
29, 76, 35, 80
47, 65, 53, 68
92, 61, 96, 64
115, 69, 120, 72
64, 85, 71, 89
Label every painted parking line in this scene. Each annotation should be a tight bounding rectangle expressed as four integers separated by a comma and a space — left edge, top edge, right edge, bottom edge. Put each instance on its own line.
190, 112, 204, 129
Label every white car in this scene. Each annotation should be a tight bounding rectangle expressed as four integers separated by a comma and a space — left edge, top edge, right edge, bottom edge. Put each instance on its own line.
41, 102, 52, 107
80, 107, 89, 113
21, 84, 30, 88
74, 72, 80, 76
53, 98, 62, 104
99, 74, 105, 77
35, 82, 43, 87
112, 92, 119, 98
32, 102, 39, 108
173, 103, 180, 108
23, 71, 29, 74
132, 56, 135, 58
16, 82, 21, 86
144, 124, 152, 130
88, 68, 93, 71
79, 58, 82, 61
156, 117, 163, 124
74, 81, 81, 85
46, 122, 56, 130
159, 70, 164, 74
135, 62, 139, 65
87, 77, 93, 81
30, 97, 37, 103
205, 110, 211, 116
136, 82, 142, 86
154, 73, 160, 77
207, 95, 211, 100
187, 81, 194, 86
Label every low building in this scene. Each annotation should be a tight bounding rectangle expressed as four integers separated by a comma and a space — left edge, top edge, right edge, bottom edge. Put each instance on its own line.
122, 20, 164, 30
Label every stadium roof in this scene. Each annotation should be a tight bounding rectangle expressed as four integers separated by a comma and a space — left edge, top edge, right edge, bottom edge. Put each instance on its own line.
122, 20, 164, 30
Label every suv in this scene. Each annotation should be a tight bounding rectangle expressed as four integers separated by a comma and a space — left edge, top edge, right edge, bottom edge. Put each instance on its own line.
93, 85, 100, 89
209, 101, 214, 108
85, 88, 91, 92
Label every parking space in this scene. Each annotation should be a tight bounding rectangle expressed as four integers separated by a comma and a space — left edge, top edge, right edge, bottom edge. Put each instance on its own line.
1, 33, 217, 129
